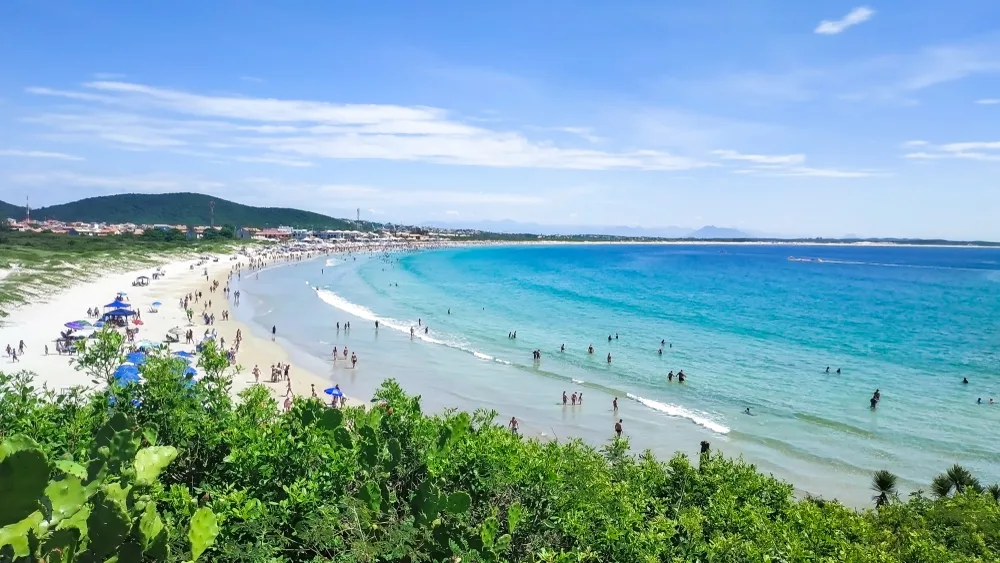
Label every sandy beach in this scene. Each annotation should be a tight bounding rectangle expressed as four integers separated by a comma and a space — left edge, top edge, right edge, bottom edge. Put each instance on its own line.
0, 246, 362, 408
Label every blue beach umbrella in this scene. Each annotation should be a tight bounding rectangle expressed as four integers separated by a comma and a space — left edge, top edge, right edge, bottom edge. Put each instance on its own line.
113, 364, 140, 384
183, 367, 197, 377
93, 320, 105, 328
152, 301, 162, 306
173, 350, 195, 358
324, 387, 343, 397
64, 321, 86, 330
125, 352, 146, 365
104, 299, 131, 309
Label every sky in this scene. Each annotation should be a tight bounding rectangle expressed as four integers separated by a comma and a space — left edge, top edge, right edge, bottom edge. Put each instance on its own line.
1, 1, 1000, 239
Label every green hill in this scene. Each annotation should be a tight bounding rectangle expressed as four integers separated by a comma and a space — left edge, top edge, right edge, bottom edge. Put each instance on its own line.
1, 192, 374, 230
0, 199, 23, 221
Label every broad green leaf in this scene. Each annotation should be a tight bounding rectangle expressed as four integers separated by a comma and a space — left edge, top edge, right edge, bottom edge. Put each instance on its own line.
0, 435, 48, 528
133, 446, 178, 483
53, 460, 87, 480
189, 507, 219, 561
44, 476, 86, 527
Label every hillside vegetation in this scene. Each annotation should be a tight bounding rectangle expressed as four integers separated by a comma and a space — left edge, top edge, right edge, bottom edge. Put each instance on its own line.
2, 192, 373, 230
0, 332, 998, 562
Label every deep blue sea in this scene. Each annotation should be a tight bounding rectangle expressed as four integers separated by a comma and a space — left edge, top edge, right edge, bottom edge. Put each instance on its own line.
236, 244, 1000, 505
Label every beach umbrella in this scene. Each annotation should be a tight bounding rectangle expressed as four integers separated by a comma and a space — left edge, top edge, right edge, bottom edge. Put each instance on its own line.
113, 364, 140, 383
168, 327, 186, 336
173, 350, 195, 358
125, 352, 146, 365
94, 320, 105, 328
136, 341, 156, 350
324, 387, 344, 397
133, 319, 144, 326
152, 301, 162, 307
64, 321, 86, 330
183, 367, 197, 377
104, 300, 131, 309
108, 396, 142, 407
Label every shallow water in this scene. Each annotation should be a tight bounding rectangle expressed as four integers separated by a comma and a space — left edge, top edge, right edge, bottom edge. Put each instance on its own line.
234, 244, 1000, 506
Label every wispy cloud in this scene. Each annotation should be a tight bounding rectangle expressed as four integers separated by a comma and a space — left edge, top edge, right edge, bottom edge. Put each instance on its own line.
9, 171, 226, 191
712, 149, 805, 165
0, 149, 84, 161
713, 149, 881, 178
903, 140, 1000, 161
815, 6, 875, 35
24, 81, 711, 171
975, 98, 1000, 104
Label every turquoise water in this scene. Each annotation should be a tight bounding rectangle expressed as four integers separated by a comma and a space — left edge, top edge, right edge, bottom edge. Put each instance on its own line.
236, 244, 1000, 505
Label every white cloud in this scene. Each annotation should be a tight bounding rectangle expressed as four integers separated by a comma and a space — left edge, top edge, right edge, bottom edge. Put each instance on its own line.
975, 98, 1000, 104
903, 140, 1000, 161
712, 149, 805, 165
902, 140, 929, 147
9, 171, 226, 192
25, 81, 710, 171
0, 149, 84, 161
713, 149, 879, 177
815, 6, 875, 35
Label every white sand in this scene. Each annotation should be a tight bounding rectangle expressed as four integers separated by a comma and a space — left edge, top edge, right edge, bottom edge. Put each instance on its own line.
0, 250, 361, 408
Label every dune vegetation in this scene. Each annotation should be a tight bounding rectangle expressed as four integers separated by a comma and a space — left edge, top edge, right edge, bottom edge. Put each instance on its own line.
0, 331, 998, 562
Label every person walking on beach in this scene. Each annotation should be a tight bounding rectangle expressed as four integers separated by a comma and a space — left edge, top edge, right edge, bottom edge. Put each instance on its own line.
578, 393, 583, 404
271, 325, 276, 341
253, 365, 260, 383
351, 353, 357, 368
615, 419, 623, 437
311, 384, 317, 398
18, 340, 25, 355
375, 320, 379, 330
613, 397, 618, 411
508, 417, 519, 435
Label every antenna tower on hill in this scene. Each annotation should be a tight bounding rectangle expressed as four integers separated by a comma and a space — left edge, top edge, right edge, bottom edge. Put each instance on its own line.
356, 208, 360, 223
25, 196, 30, 222
210, 200, 215, 228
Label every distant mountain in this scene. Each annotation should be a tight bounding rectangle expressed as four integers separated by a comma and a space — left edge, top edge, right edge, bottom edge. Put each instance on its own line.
1, 193, 370, 230
424, 219, 692, 238
687, 226, 753, 239
0, 199, 22, 221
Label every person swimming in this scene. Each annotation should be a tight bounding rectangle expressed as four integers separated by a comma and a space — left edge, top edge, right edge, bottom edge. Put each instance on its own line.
744, 407, 752, 415
560, 343, 565, 352
608, 335, 612, 342
825, 366, 830, 373
588, 345, 594, 354
836, 368, 841, 374
607, 353, 612, 363
963, 377, 969, 384
658, 348, 662, 355
667, 371, 674, 381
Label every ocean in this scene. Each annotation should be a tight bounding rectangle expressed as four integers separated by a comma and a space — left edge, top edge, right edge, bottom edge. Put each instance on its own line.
234, 244, 1000, 506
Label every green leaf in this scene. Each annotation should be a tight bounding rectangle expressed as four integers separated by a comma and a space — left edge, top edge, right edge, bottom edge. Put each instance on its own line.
446, 491, 471, 515
44, 476, 87, 527
319, 408, 343, 431
0, 511, 43, 557
54, 460, 87, 480
137, 503, 164, 552
362, 442, 379, 468
133, 446, 178, 483
386, 438, 401, 468
358, 482, 381, 512
334, 427, 353, 449
107, 429, 140, 475
507, 502, 525, 533
40, 528, 79, 563
0, 435, 49, 528
480, 516, 500, 549
86, 490, 131, 560
495, 533, 512, 552
189, 507, 219, 561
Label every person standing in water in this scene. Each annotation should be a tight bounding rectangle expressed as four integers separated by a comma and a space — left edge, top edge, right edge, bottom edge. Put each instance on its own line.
613, 397, 618, 411
375, 320, 379, 330
562, 391, 568, 405
607, 353, 612, 363
508, 417, 519, 434
615, 419, 623, 437
271, 325, 276, 341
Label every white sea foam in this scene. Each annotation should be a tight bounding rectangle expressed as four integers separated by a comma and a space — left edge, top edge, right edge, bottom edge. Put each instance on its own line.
316, 288, 500, 361
324, 258, 339, 267
571, 378, 585, 384
626, 393, 730, 434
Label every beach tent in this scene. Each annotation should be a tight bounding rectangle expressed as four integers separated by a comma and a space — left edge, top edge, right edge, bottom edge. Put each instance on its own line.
104, 308, 135, 317
324, 387, 344, 397
113, 364, 140, 383
125, 352, 146, 365
104, 300, 131, 309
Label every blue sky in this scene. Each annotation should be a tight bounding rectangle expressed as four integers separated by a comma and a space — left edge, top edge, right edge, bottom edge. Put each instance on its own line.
1, 0, 1000, 239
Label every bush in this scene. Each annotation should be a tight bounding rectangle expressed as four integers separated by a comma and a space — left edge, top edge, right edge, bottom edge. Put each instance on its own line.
1, 351, 998, 562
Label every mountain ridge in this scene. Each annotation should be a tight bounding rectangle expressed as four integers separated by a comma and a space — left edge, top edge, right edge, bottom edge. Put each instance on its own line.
0, 192, 368, 230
